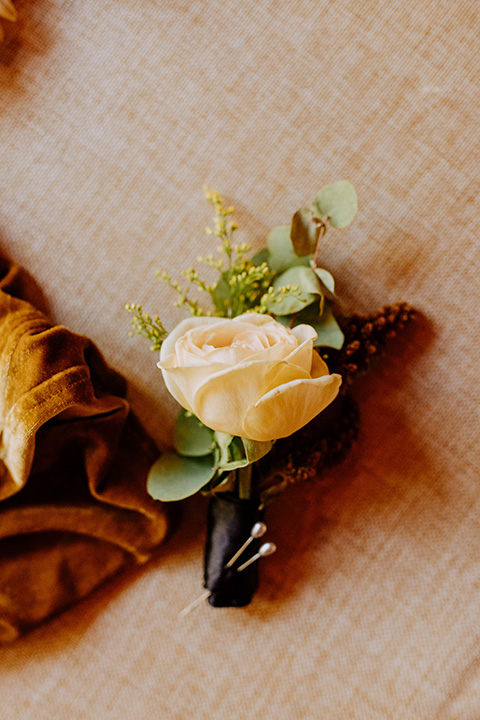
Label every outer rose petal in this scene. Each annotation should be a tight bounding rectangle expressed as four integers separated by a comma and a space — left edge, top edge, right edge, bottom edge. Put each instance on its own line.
158, 356, 230, 414
281, 324, 318, 374
159, 316, 228, 410
157, 358, 194, 412
290, 323, 318, 344
242, 373, 342, 442
191, 360, 311, 436
310, 349, 331, 378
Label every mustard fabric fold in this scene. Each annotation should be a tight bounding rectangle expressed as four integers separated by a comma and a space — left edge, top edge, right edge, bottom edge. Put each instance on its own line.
0, 255, 167, 642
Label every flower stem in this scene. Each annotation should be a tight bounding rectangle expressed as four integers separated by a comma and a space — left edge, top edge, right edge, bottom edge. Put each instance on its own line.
237, 464, 252, 500
311, 219, 329, 268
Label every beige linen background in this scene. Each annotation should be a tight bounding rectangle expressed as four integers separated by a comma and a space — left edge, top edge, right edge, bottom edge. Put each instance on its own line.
1, 1, 479, 718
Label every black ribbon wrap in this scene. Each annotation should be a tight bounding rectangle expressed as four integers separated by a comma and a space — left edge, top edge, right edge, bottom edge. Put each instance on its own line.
204, 493, 264, 607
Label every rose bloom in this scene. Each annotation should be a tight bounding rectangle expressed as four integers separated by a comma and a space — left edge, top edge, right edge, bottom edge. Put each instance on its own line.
158, 313, 342, 443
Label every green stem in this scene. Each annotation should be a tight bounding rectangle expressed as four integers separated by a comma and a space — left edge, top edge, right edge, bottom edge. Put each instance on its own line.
311, 219, 328, 269
237, 464, 252, 500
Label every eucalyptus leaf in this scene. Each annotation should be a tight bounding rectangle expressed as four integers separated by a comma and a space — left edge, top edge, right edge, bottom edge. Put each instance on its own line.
281, 265, 323, 294
290, 301, 344, 349
173, 409, 215, 457
274, 315, 291, 328
313, 267, 335, 296
290, 208, 320, 257
267, 226, 311, 273
312, 180, 357, 229
147, 452, 216, 501
311, 304, 344, 349
250, 248, 270, 266
314, 303, 345, 350
267, 265, 322, 315
212, 275, 231, 315
213, 274, 231, 300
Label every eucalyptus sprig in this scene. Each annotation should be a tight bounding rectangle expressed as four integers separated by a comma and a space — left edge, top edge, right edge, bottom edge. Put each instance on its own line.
264, 180, 358, 349
127, 181, 357, 353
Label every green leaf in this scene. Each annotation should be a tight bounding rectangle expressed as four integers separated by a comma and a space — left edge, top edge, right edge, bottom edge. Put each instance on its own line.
267, 265, 322, 315
312, 180, 357, 229
230, 436, 245, 461
211, 274, 231, 315
315, 305, 344, 348
214, 431, 234, 467
288, 301, 344, 349
213, 433, 250, 472
213, 436, 273, 473
290, 208, 319, 257
242, 437, 273, 463
147, 452, 216, 501
313, 267, 335, 296
250, 248, 270, 266
310, 304, 344, 349
213, 274, 231, 305
215, 432, 273, 472
173, 409, 215, 457
267, 226, 311, 273
217, 457, 250, 472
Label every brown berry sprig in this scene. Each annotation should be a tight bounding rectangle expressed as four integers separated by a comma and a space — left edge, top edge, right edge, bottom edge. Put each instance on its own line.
321, 302, 416, 381
257, 392, 360, 503
256, 302, 416, 501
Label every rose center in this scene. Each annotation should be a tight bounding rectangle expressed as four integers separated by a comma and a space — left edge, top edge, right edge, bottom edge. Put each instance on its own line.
199, 328, 296, 354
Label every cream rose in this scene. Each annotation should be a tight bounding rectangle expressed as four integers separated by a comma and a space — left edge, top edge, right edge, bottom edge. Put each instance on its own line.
158, 313, 342, 442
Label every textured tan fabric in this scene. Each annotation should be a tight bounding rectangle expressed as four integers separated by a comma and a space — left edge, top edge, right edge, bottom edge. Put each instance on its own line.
0, 1, 479, 718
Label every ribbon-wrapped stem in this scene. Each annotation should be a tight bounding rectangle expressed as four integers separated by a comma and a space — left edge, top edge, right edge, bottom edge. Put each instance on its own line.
204, 491, 264, 607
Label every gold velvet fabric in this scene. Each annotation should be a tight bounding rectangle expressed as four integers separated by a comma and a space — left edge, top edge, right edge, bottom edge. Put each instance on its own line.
0, 256, 167, 642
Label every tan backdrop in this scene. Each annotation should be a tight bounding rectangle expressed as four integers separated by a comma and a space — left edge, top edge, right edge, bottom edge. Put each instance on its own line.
1, 1, 479, 718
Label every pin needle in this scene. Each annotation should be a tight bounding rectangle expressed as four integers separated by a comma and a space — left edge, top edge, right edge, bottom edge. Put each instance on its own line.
178, 589, 212, 618
236, 542, 277, 572
225, 521, 267, 568
179, 524, 272, 617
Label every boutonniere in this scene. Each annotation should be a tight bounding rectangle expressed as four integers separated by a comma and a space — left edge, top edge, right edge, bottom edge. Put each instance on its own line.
127, 183, 415, 612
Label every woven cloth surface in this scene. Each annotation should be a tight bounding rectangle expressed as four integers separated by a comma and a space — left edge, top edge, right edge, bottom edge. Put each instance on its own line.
0, 1, 479, 718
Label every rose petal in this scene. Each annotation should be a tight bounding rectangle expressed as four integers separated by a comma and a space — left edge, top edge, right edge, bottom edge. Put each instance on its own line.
242, 373, 342, 442
290, 323, 318, 344
310, 350, 331, 378
231, 312, 280, 327
159, 315, 226, 363
158, 355, 230, 414
191, 360, 311, 436
281, 328, 318, 374
205, 339, 299, 365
